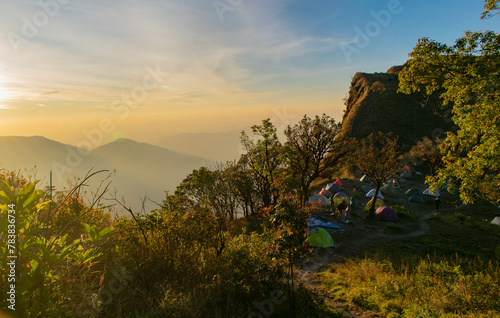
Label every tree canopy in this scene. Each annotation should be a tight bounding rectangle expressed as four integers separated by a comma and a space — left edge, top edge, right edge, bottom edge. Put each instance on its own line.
399, 31, 500, 205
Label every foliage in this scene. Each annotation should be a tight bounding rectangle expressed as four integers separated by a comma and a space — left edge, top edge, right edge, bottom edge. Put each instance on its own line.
284, 114, 348, 204
482, 0, 500, 18
354, 132, 400, 216
391, 205, 413, 219
0, 176, 112, 317
407, 136, 443, 177
399, 31, 500, 205
321, 256, 500, 318
241, 119, 289, 207
269, 195, 313, 317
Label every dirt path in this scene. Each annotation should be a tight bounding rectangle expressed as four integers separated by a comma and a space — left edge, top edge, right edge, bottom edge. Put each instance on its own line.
299, 210, 437, 317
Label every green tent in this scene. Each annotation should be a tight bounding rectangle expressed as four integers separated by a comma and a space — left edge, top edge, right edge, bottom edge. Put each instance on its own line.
405, 188, 419, 196
306, 228, 335, 248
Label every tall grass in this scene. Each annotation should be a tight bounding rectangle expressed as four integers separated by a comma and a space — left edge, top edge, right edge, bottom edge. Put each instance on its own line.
321, 255, 500, 317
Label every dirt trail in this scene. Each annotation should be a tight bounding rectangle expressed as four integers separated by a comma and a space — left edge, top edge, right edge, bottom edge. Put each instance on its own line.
299, 210, 437, 317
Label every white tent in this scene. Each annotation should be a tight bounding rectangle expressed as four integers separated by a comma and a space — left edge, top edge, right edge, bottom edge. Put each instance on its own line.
423, 188, 440, 197
308, 194, 330, 206
333, 192, 349, 200
491, 216, 500, 225
366, 189, 384, 200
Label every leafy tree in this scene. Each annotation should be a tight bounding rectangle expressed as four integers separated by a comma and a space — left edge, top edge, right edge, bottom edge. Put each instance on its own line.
284, 114, 348, 204
354, 132, 400, 216
407, 137, 443, 177
240, 119, 288, 207
399, 31, 500, 204
269, 195, 312, 317
482, 0, 500, 18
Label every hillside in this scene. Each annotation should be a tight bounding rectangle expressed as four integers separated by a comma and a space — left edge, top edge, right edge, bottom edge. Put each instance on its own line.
0, 136, 214, 213
339, 65, 456, 147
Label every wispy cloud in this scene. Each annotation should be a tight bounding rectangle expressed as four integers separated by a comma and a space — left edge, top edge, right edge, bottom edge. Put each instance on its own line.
1, 0, 352, 112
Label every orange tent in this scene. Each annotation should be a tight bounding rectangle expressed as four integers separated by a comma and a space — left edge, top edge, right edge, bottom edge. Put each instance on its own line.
333, 179, 343, 187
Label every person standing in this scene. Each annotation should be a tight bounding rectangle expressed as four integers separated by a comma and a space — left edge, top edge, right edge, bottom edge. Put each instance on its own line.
435, 196, 441, 211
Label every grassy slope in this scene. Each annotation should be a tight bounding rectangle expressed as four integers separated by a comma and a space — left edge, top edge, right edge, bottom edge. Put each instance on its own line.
311, 176, 500, 317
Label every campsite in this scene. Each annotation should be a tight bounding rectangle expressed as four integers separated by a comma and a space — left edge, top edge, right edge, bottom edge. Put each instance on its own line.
300, 171, 500, 317
1, 1, 500, 317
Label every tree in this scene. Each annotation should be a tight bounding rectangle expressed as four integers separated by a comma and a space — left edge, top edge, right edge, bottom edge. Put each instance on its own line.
354, 132, 400, 216
482, 0, 500, 19
407, 137, 443, 177
284, 114, 348, 204
398, 31, 500, 205
269, 195, 312, 317
240, 119, 288, 207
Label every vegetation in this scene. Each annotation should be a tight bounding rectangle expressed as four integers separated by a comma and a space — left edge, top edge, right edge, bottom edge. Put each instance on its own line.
407, 136, 443, 177
284, 114, 348, 204
399, 30, 500, 206
353, 132, 400, 216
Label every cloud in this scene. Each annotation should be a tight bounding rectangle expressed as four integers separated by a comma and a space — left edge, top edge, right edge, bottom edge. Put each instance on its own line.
5, 1, 346, 92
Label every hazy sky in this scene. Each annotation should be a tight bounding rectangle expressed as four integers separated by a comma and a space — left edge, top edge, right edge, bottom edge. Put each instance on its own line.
0, 0, 498, 146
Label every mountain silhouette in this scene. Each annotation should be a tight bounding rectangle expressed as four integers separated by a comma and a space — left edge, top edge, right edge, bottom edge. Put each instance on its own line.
0, 136, 214, 213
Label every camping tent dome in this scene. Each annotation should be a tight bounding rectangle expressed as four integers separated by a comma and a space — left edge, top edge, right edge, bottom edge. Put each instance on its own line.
423, 188, 440, 197
366, 198, 384, 208
366, 189, 384, 200
409, 191, 425, 203
361, 185, 373, 193
491, 216, 500, 225
405, 188, 419, 196
306, 228, 335, 248
334, 179, 344, 187
375, 206, 398, 222
325, 183, 341, 193
319, 188, 332, 197
308, 194, 330, 206
360, 175, 371, 183
333, 192, 349, 200
401, 171, 414, 180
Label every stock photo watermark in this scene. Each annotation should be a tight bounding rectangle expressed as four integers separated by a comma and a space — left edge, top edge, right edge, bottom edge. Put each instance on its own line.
213, 0, 244, 22
7, 0, 71, 54
5, 203, 17, 311
341, 0, 409, 63
237, 288, 287, 318
50, 64, 168, 182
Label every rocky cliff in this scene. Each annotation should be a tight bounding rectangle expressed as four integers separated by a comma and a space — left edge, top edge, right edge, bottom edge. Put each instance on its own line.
340, 65, 455, 147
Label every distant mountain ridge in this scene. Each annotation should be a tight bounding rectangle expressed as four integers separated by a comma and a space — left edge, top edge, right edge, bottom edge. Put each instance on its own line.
0, 136, 214, 213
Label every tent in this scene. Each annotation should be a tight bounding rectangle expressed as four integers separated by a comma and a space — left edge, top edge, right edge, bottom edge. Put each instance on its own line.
401, 171, 413, 180
405, 188, 419, 196
380, 184, 394, 195
325, 183, 341, 193
375, 206, 398, 222
306, 228, 335, 248
360, 175, 371, 183
409, 191, 425, 203
333, 192, 349, 200
366, 198, 384, 208
307, 217, 342, 230
361, 185, 373, 193
423, 188, 440, 197
491, 216, 500, 225
308, 194, 330, 206
366, 189, 384, 200
319, 188, 333, 197
333, 179, 344, 187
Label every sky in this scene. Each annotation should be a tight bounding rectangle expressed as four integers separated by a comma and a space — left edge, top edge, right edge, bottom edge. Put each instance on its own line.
0, 0, 498, 147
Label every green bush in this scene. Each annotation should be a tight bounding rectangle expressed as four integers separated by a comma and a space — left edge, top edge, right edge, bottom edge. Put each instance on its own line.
392, 205, 413, 219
